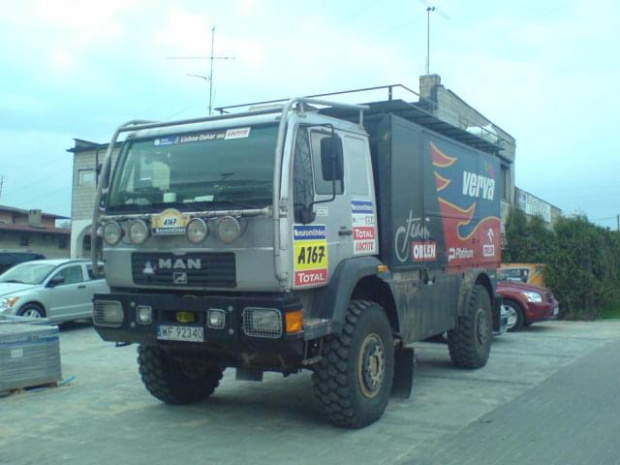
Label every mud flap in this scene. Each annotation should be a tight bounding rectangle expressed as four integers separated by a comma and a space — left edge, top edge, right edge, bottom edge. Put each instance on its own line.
391, 346, 414, 399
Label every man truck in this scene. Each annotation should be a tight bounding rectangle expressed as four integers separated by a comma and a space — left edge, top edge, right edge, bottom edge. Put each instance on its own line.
91, 86, 503, 428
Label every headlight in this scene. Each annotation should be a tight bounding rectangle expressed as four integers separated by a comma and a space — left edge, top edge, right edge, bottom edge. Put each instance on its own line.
103, 221, 123, 245
216, 216, 241, 244
522, 291, 543, 303
242, 307, 282, 338
93, 300, 124, 327
0, 296, 19, 310
128, 220, 149, 245
186, 218, 209, 244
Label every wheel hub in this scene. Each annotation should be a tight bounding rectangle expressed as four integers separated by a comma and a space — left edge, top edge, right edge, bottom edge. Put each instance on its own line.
358, 334, 385, 398
503, 305, 517, 330
23, 309, 42, 318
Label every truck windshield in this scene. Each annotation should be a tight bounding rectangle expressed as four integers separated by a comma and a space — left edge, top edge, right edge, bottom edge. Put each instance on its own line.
107, 124, 278, 213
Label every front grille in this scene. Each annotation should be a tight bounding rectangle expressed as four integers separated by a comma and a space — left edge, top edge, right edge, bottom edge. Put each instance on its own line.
132, 252, 236, 288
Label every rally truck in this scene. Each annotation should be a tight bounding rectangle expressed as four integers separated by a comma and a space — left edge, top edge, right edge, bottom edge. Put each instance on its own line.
91, 85, 503, 428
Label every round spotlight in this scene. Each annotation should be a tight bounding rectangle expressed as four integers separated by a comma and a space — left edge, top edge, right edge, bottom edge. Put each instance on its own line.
216, 216, 241, 244
128, 220, 149, 245
102, 221, 123, 246
186, 218, 208, 244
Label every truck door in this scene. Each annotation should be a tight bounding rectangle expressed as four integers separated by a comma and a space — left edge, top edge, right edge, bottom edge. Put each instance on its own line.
291, 126, 353, 288
344, 135, 378, 257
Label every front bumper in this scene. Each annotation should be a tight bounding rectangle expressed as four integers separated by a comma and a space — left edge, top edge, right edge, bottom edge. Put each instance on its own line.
525, 299, 560, 323
93, 292, 306, 368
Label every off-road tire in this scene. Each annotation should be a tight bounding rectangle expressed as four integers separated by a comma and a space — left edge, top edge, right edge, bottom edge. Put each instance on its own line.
448, 284, 492, 369
504, 300, 525, 332
17, 303, 45, 319
312, 300, 394, 428
137, 344, 223, 405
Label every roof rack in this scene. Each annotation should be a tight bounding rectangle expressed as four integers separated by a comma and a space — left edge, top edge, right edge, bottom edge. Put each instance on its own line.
215, 84, 504, 155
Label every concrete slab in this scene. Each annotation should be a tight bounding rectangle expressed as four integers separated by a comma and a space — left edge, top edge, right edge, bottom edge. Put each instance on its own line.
2, 320, 620, 465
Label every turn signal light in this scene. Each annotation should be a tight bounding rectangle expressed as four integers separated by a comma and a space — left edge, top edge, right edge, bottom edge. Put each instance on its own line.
285, 310, 304, 334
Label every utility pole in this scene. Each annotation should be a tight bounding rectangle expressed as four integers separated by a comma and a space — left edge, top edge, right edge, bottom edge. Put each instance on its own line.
617, 213, 619, 232
419, 1, 449, 75
166, 26, 234, 115
0, 176, 4, 201
426, 6, 434, 75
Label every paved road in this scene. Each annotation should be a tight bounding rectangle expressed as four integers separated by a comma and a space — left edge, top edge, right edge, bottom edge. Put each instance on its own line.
1, 320, 620, 465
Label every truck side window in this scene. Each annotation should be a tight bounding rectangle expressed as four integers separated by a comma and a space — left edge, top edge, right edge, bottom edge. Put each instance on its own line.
345, 136, 370, 195
293, 128, 315, 223
311, 132, 344, 195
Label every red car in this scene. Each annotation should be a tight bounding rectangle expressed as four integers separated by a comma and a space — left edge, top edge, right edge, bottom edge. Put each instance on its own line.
496, 280, 559, 331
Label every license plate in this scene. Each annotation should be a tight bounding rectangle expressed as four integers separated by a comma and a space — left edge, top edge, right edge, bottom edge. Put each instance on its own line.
157, 325, 204, 342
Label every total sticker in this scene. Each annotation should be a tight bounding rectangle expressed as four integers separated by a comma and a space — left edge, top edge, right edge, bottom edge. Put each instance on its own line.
293, 225, 328, 287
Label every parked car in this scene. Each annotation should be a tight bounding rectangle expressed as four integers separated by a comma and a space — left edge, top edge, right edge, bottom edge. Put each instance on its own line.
0, 249, 45, 274
0, 259, 109, 323
498, 263, 546, 287
497, 280, 559, 332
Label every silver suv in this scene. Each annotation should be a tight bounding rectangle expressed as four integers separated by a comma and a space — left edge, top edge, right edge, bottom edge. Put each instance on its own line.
0, 259, 109, 323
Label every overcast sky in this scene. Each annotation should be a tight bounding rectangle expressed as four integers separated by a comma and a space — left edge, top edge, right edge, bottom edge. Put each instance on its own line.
0, 0, 618, 228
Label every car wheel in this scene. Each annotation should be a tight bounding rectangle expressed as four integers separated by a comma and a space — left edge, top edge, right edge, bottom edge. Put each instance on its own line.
448, 284, 493, 369
17, 304, 45, 319
312, 300, 394, 428
503, 301, 525, 332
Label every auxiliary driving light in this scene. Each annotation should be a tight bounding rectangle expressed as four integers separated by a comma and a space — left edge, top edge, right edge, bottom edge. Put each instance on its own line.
136, 305, 153, 324
242, 307, 282, 339
128, 220, 149, 245
186, 218, 209, 244
102, 221, 123, 246
93, 300, 124, 327
216, 216, 241, 244
207, 308, 226, 329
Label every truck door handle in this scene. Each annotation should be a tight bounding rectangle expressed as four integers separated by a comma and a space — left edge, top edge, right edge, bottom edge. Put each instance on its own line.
78, 285, 86, 289
339, 229, 353, 236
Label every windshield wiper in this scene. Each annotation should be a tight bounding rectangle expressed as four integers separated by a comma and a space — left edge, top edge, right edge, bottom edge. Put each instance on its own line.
1, 279, 24, 284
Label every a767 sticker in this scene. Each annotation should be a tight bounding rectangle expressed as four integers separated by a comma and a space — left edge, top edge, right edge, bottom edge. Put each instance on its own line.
293, 225, 328, 287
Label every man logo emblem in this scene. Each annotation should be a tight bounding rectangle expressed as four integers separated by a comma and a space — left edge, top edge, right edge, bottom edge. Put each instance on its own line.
173, 272, 188, 285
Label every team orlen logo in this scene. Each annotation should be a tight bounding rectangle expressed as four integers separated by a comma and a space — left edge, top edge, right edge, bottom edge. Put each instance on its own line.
411, 241, 437, 262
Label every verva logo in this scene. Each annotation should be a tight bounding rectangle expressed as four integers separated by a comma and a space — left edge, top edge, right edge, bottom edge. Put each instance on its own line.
411, 241, 437, 262
462, 172, 495, 200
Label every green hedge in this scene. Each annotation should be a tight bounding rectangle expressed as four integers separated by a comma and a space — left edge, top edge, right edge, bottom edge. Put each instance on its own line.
504, 208, 620, 320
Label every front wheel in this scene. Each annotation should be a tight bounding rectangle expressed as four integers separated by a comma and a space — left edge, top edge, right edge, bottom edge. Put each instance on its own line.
17, 304, 45, 319
137, 344, 223, 405
448, 284, 492, 369
312, 300, 394, 428
503, 301, 525, 332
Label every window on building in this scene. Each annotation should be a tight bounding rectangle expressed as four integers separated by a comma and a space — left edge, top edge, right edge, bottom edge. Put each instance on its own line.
78, 169, 95, 186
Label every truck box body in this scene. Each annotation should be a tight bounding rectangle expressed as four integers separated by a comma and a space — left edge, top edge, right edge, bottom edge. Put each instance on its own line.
367, 113, 501, 273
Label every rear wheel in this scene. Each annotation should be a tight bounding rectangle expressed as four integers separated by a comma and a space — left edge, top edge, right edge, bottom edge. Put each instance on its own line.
17, 303, 45, 319
137, 344, 223, 405
448, 284, 492, 369
312, 300, 394, 428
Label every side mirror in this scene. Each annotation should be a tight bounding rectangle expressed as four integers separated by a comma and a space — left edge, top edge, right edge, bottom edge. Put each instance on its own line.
48, 275, 65, 287
320, 136, 344, 182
